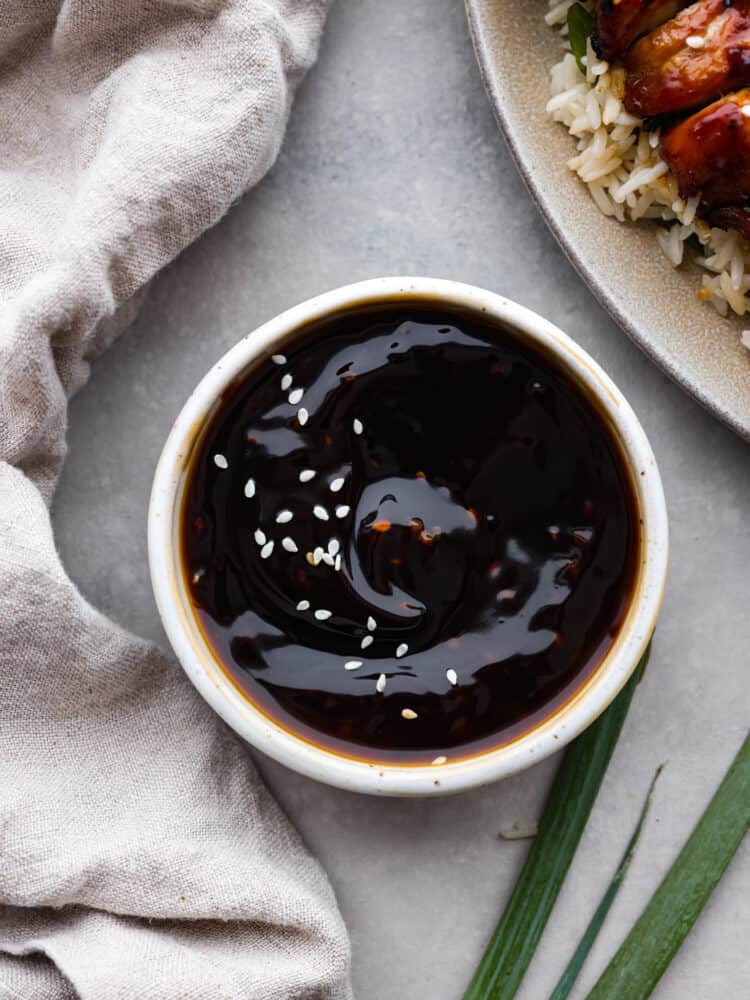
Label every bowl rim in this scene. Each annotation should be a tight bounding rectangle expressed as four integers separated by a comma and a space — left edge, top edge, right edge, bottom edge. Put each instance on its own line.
147, 276, 669, 796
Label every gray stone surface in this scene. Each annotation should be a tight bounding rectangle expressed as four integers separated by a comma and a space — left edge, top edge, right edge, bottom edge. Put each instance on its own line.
51, 1, 749, 997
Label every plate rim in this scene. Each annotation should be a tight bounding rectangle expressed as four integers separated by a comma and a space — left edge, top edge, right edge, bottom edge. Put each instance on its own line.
464, 0, 750, 442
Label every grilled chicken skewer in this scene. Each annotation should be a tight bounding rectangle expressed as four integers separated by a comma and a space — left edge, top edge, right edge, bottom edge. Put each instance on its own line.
625, 0, 750, 117
592, 0, 692, 61
591, 1, 750, 240
661, 89, 750, 237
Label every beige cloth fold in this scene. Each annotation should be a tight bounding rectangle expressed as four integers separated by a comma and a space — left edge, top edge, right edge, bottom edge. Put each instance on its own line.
0, 1, 352, 997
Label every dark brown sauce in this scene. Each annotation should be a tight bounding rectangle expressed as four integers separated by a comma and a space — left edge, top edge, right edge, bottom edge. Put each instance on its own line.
181, 303, 638, 764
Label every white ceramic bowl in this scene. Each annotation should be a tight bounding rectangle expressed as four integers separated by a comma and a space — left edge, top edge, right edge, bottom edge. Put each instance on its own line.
148, 277, 668, 796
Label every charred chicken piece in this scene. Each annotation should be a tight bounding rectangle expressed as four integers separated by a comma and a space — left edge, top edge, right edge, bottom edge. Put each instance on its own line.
593, 0, 693, 61
625, 0, 750, 118
661, 89, 750, 237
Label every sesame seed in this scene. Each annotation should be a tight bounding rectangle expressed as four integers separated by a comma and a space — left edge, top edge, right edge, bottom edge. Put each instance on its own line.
432, 756, 447, 765
335, 505, 351, 518
401, 708, 418, 720
334, 554, 342, 571
361, 635, 374, 650
396, 643, 409, 658
272, 354, 287, 365
299, 469, 316, 482
244, 478, 256, 498
322, 553, 335, 566
296, 600, 310, 611
314, 609, 332, 621
288, 387, 304, 405
282, 537, 298, 553
191, 569, 204, 584
353, 418, 364, 435
313, 505, 329, 521
685, 34, 705, 48
345, 660, 363, 671
367, 616, 376, 632
314, 546, 324, 565
276, 510, 293, 524
328, 538, 340, 556
330, 477, 345, 493
447, 668, 458, 686
297, 408, 309, 426
260, 540, 274, 559
281, 373, 293, 391
742, 106, 750, 119
213, 454, 228, 469
305, 551, 316, 566
376, 673, 386, 693
254, 529, 266, 546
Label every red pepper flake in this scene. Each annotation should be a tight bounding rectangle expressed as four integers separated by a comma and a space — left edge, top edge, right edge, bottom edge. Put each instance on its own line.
409, 516, 425, 533
415, 470, 426, 479
467, 507, 480, 524
450, 717, 468, 737
372, 519, 391, 533
565, 560, 581, 580
487, 561, 502, 580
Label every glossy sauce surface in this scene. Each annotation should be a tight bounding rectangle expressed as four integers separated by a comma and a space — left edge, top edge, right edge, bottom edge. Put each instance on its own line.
181, 305, 638, 764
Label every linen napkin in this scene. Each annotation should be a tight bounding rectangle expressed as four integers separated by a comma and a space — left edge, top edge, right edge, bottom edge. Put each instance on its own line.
0, 1, 352, 997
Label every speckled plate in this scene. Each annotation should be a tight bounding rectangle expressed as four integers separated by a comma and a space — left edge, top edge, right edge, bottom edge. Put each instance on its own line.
465, 0, 750, 440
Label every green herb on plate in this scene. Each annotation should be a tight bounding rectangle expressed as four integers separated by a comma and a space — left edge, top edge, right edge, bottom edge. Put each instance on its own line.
567, 4, 594, 75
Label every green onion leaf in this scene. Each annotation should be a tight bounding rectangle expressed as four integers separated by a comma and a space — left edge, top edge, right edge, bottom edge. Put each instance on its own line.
462, 649, 648, 1000
549, 764, 664, 1000
587, 731, 750, 999
567, 4, 594, 75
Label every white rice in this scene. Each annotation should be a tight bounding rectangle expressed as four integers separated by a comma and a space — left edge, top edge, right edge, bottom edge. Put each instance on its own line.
546, 0, 750, 338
